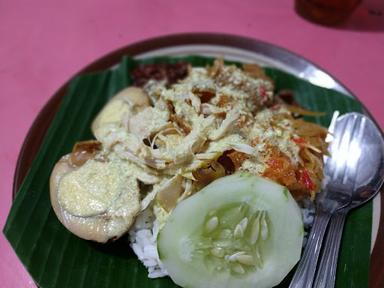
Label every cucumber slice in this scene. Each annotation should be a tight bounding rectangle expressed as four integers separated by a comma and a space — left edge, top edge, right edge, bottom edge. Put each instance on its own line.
157, 173, 303, 288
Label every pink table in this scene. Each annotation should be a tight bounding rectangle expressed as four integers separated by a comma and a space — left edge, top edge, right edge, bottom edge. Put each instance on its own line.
1, 0, 383, 286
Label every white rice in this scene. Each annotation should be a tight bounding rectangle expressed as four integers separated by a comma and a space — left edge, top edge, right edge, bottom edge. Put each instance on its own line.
300, 199, 316, 247
128, 208, 168, 278
129, 202, 315, 279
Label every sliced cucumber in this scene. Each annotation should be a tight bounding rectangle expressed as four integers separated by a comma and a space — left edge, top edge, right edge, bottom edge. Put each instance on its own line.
157, 173, 303, 288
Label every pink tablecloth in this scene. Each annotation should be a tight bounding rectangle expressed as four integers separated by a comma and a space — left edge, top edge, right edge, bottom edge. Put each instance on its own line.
0, 0, 383, 286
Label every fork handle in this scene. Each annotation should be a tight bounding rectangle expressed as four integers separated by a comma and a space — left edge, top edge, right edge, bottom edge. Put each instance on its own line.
313, 211, 348, 288
289, 212, 332, 288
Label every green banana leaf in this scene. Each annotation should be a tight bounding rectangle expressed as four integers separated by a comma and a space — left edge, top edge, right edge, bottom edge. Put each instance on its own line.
4, 55, 371, 288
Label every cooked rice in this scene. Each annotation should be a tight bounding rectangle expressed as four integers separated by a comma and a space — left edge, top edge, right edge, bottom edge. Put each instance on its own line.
128, 208, 168, 278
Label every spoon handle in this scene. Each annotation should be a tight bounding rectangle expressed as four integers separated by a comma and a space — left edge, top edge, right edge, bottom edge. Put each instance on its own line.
289, 212, 332, 288
313, 211, 348, 288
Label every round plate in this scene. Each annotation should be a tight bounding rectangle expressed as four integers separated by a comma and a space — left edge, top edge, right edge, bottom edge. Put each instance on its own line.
13, 33, 384, 287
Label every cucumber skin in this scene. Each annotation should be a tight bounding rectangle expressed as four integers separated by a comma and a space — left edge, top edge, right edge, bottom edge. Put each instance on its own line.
158, 173, 303, 288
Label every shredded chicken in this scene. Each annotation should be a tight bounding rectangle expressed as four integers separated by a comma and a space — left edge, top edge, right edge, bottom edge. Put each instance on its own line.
50, 59, 328, 241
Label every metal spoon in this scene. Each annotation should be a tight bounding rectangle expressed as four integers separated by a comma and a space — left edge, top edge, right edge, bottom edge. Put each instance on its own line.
289, 112, 384, 288
314, 113, 384, 288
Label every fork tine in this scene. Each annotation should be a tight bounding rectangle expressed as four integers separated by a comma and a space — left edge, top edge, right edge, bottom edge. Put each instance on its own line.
332, 115, 358, 182
324, 117, 349, 180
336, 115, 358, 182
343, 116, 367, 188
325, 111, 340, 143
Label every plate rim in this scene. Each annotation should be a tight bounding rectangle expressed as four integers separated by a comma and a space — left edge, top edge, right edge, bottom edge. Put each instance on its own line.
12, 32, 384, 288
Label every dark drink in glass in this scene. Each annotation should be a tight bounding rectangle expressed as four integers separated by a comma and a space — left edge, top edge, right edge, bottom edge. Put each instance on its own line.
295, 0, 361, 25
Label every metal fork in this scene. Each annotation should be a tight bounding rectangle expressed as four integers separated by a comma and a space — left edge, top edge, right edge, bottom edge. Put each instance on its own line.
314, 114, 384, 288
289, 113, 363, 288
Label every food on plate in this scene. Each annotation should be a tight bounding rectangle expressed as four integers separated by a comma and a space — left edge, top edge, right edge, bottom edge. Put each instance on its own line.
158, 174, 303, 288
49, 59, 327, 286
91, 87, 151, 140
50, 140, 141, 242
